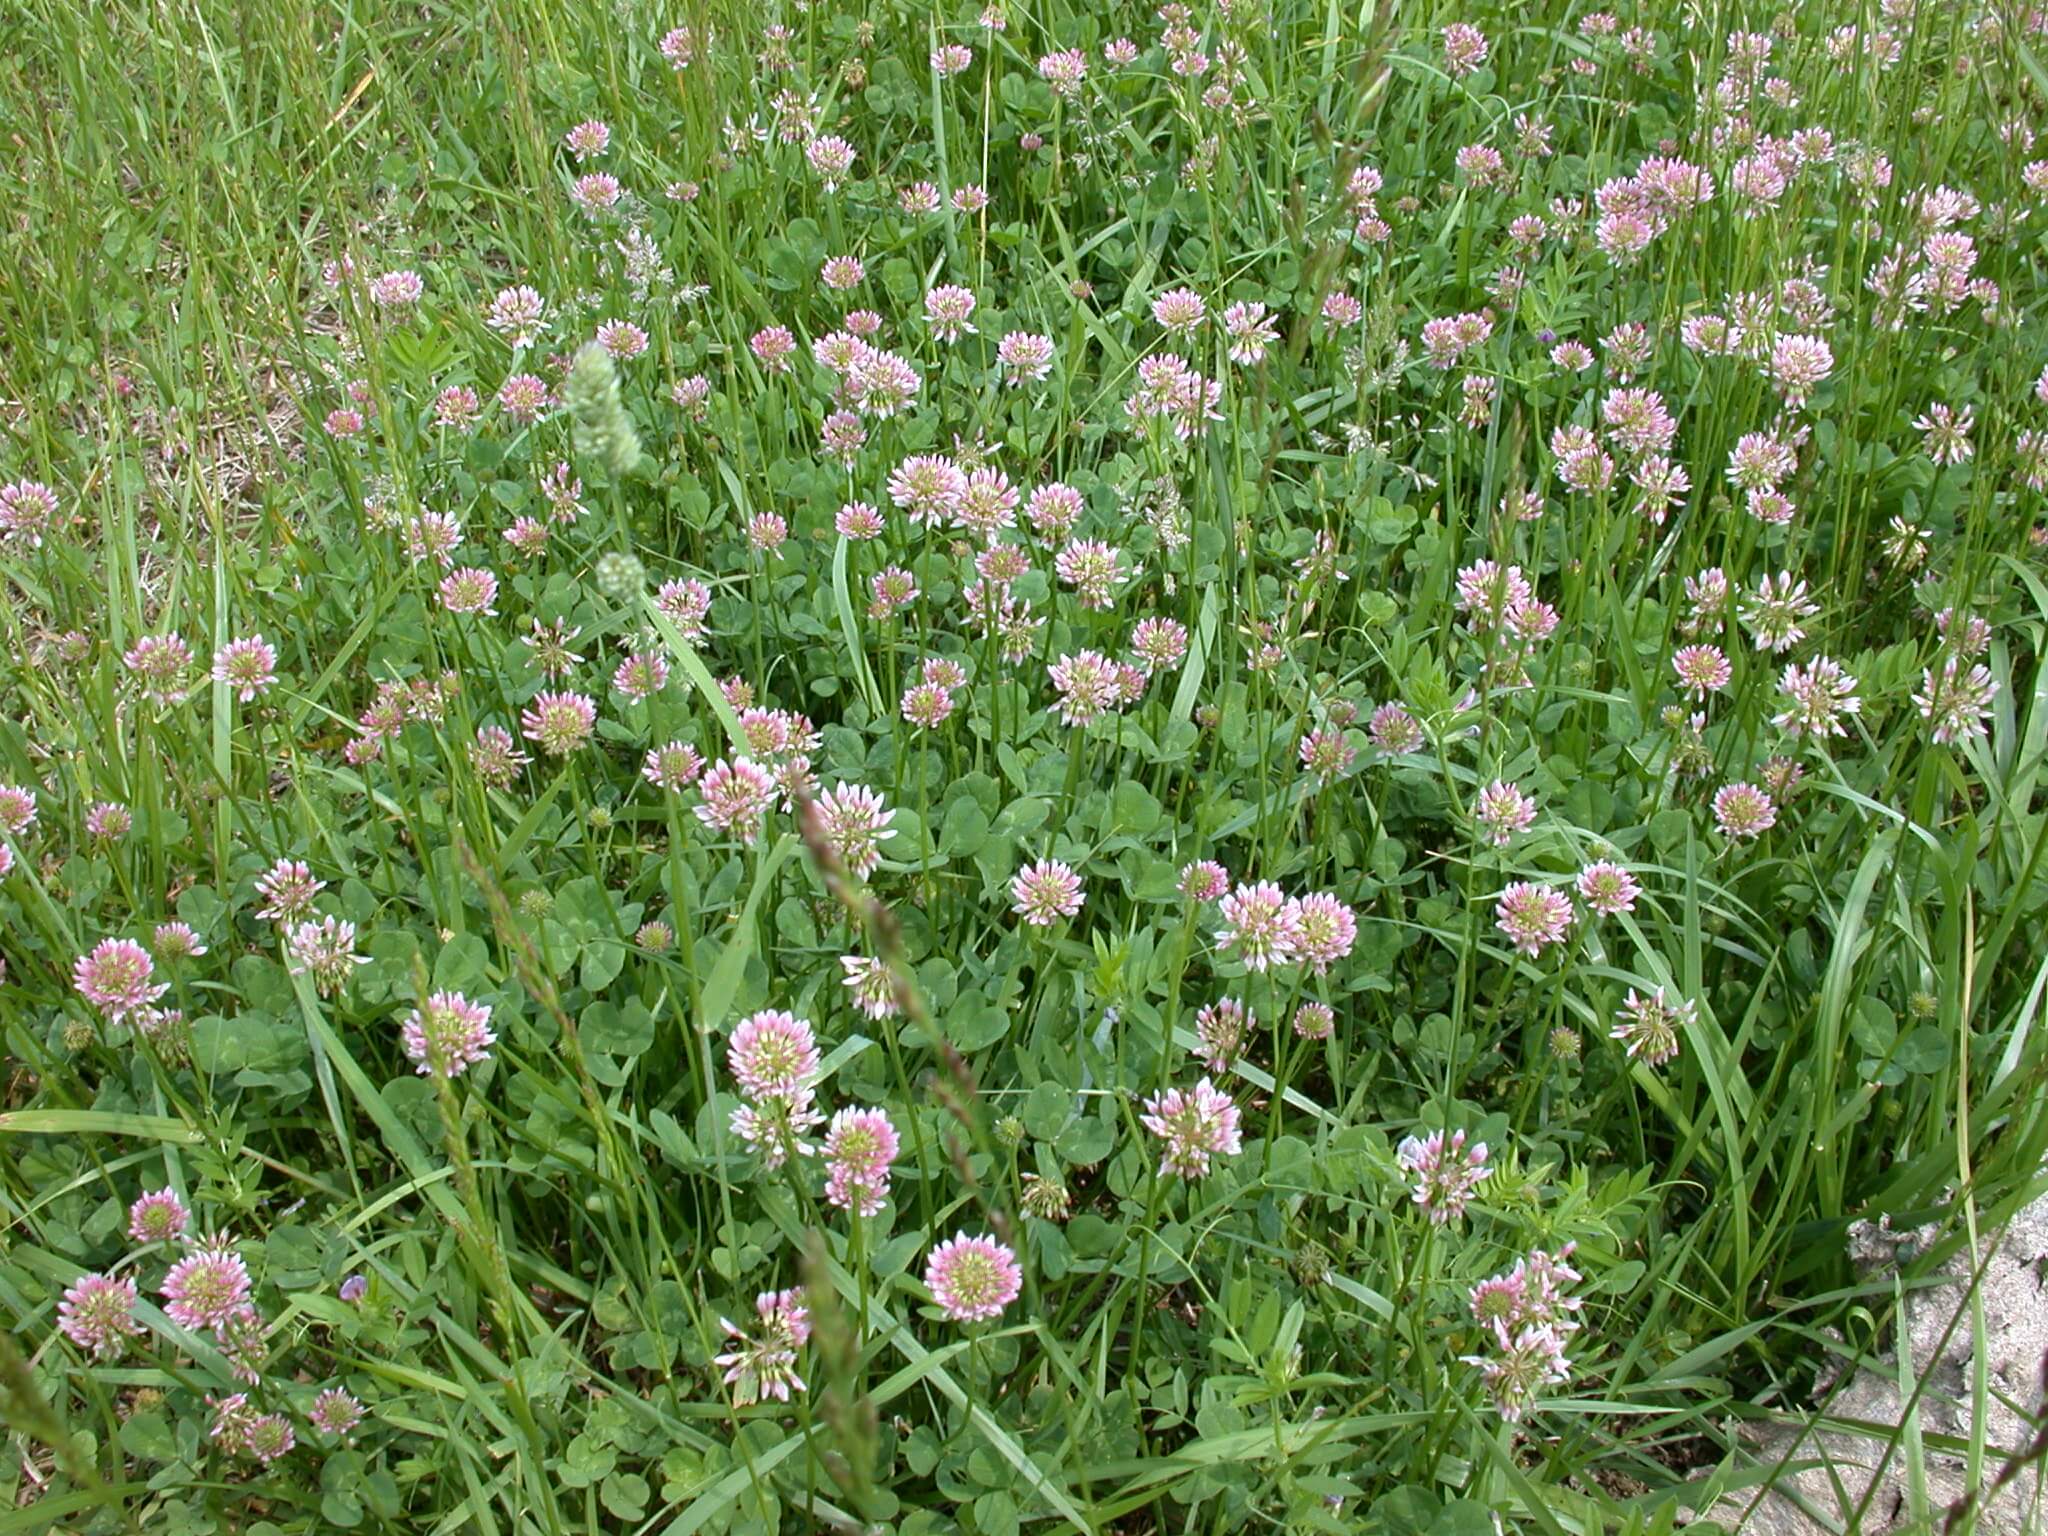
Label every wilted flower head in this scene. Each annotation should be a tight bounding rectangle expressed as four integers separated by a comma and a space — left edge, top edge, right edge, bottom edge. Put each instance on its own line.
1021, 1173, 1072, 1221
207, 1393, 258, 1454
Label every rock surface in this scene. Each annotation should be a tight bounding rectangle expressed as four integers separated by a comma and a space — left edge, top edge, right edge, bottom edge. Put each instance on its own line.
1701, 1196, 2048, 1534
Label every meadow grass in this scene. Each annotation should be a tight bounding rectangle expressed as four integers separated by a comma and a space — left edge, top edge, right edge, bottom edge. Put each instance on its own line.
2, 0, 2047, 1531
